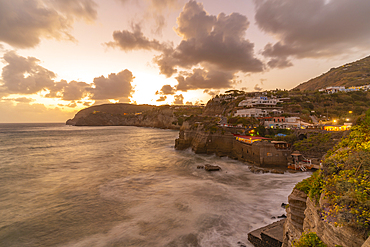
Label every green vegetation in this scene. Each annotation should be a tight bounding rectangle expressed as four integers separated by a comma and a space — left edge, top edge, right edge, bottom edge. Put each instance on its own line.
173, 106, 203, 117
273, 134, 297, 144
227, 116, 259, 127
293, 133, 343, 156
293, 232, 327, 247
295, 109, 370, 236
295, 55, 370, 91
282, 90, 370, 122
295, 170, 324, 203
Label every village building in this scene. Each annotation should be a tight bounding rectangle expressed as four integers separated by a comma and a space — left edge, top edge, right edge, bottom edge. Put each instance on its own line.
259, 116, 305, 129
234, 108, 268, 117
238, 96, 282, 107
322, 124, 351, 131
318, 84, 370, 94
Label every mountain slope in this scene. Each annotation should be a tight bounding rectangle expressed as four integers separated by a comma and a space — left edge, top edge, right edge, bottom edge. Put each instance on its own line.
66, 103, 155, 125
295, 55, 370, 91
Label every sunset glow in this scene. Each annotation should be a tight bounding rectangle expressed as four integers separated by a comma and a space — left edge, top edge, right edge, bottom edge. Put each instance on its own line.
1, 0, 370, 122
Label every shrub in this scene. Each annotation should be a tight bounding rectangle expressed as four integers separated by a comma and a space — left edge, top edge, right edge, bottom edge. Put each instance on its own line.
295, 170, 324, 204
293, 232, 327, 247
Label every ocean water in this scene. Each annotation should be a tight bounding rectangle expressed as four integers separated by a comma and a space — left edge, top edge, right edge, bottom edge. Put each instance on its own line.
0, 123, 311, 247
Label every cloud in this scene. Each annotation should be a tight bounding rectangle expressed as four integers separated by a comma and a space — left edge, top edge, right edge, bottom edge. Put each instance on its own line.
116, 0, 183, 34
49, 0, 98, 23
0, 51, 135, 103
203, 89, 219, 96
117, 0, 181, 9
150, 0, 181, 10
0, 51, 55, 94
0, 101, 75, 123
47, 80, 91, 101
254, 84, 262, 92
156, 96, 167, 102
0, 0, 98, 48
172, 94, 184, 105
155, 1, 263, 76
157, 84, 176, 95
67, 101, 77, 108
3, 97, 35, 103
176, 67, 234, 92
89, 70, 134, 102
105, 24, 169, 52
254, 0, 370, 68
152, 1, 263, 92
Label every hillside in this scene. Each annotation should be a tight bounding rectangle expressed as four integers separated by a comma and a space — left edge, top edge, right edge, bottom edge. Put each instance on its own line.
66, 103, 155, 125
295, 55, 370, 91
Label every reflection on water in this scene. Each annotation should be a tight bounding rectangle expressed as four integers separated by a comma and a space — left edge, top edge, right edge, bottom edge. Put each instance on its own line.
0, 124, 310, 247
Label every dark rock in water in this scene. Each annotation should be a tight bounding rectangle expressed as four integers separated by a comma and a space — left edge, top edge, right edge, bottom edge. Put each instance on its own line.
277, 214, 287, 219
197, 165, 204, 169
271, 169, 285, 174
281, 203, 287, 208
271, 216, 276, 219
204, 165, 221, 171
237, 241, 247, 247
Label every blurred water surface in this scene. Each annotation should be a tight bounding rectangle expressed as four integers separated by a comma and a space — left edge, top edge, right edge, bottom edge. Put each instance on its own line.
0, 123, 310, 247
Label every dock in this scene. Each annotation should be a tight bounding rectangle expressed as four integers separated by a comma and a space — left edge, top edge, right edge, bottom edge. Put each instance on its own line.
248, 219, 285, 247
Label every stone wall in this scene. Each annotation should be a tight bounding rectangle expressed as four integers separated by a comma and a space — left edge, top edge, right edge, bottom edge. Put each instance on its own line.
175, 127, 290, 167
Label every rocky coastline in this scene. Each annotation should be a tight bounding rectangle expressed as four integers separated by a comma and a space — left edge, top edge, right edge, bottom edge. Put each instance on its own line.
66, 103, 370, 247
66, 103, 180, 130
175, 122, 291, 170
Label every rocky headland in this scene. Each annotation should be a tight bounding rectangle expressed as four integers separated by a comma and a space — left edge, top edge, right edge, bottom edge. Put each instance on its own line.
66, 103, 180, 129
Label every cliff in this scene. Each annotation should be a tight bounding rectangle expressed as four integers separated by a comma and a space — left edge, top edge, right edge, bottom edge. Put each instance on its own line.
66, 103, 155, 125
257, 112, 370, 247
282, 189, 367, 247
175, 123, 235, 157
66, 104, 180, 129
175, 123, 290, 167
282, 189, 307, 247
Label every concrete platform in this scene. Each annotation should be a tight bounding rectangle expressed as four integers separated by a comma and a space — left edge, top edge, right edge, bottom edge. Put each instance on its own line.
248, 219, 286, 247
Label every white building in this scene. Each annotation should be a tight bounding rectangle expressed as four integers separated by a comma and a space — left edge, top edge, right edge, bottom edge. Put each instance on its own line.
285, 117, 303, 128
234, 108, 268, 117
266, 117, 301, 129
319, 85, 370, 94
238, 96, 282, 107
327, 86, 346, 94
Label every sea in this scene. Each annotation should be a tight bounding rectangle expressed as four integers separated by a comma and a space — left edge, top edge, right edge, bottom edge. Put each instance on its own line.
0, 123, 311, 247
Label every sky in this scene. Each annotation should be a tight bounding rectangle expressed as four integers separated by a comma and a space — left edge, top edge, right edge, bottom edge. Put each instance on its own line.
1, 0, 370, 123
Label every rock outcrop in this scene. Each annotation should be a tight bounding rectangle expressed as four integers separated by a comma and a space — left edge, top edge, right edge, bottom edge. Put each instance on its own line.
66, 104, 180, 129
175, 125, 290, 167
303, 196, 366, 247
282, 189, 307, 247
175, 123, 235, 157
66, 103, 154, 125
282, 189, 367, 247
